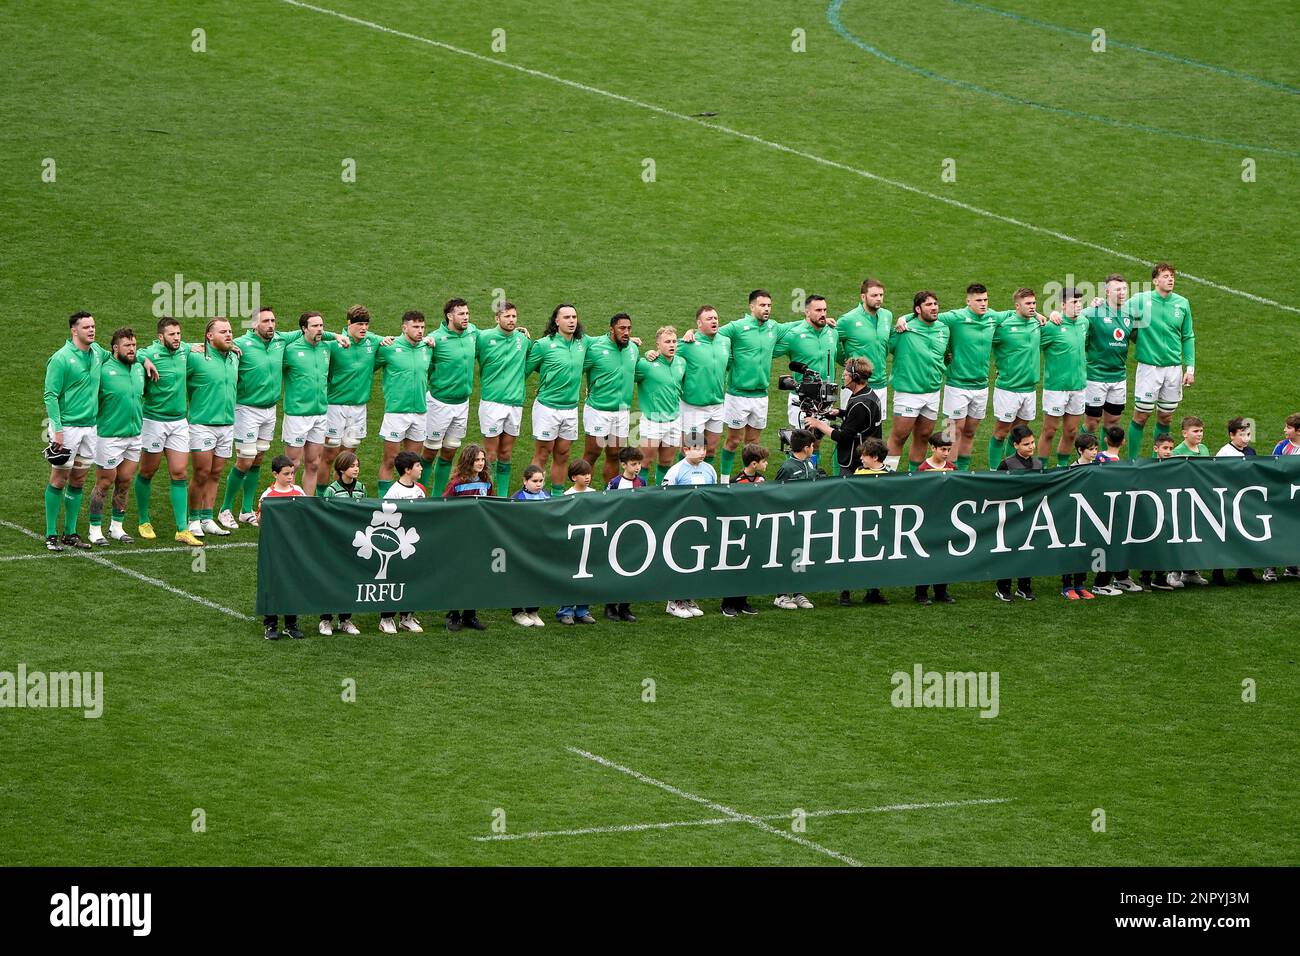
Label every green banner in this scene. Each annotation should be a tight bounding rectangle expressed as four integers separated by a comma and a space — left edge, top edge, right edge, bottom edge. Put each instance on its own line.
255, 457, 1300, 614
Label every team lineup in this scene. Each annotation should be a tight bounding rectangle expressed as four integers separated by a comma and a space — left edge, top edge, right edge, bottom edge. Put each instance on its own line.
42, 263, 1300, 636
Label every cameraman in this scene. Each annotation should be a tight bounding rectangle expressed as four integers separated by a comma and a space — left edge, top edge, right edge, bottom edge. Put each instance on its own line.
803, 357, 882, 474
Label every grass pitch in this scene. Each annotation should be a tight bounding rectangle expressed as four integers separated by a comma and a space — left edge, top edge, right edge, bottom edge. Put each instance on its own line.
1, 0, 1297, 865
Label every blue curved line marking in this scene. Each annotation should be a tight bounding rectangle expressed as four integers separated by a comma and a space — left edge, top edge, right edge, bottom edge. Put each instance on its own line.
826, 0, 1299, 158
949, 0, 1300, 95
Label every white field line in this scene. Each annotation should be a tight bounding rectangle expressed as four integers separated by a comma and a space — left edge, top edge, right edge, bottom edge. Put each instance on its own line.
0, 542, 258, 561
566, 746, 864, 866
279, 0, 1300, 316
471, 796, 1013, 842
0, 520, 255, 621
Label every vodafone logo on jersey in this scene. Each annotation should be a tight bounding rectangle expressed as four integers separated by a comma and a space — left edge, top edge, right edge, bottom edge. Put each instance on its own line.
1113, 328, 1126, 342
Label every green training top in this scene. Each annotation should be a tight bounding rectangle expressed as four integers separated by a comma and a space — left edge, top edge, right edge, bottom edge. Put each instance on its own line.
887, 317, 950, 394
234, 330, 297, 409
1081, 302, 1132, 383
834, 304, 894, 390
1124, 290, 1195, 368
935, 306, 1006, 390
991, 313, 1042, 393
678, 331, 731, 406
1039, 314, 1089, 392
527, 333, 587, 410
44, 339, 107, 430
96, 355, 146, 438
323, 479, 369, 499
1171, 441, 1210, 457
374, 336, 432, 414
140, 338, 190, 422
427, 321, 479, 404
282, 336, 331, 416
718, 314, 782, 398
634, 354, 686, 422
324, 331, 383, 406
186, 346, 239, 426
583, 333, 638, 412
476, 326, 530, 406
772, 320, 838, 382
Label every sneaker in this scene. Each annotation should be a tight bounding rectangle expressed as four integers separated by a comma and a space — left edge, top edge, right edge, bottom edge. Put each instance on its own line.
175, 530, 204, 547
914, 593, 932, 606
1149, 577, 1174, 592
1235, 569, 1261, 584
773, 595, 797, 610
575, 614, 596, 625
1285, 566, 1300, 579
1015, 588, 1035, 602
393, 613, 419, 632
188, 520, 206, 538
666, 601, 693, 619
838, 590, 854, 607
87, 528, 109, 547
513, 612, 535, 627
1182, 571, 1209, 586
792, 594, 815, 609
201, 518, 231, 537
739, 602, 758, 615
286, 625, 305, 640
445, 615, 462, 632
137, 522, 156, 540
338, 619, 360, 635
863, 590, 889, 605
217, 509, 240, 530
1210, 569, 1229, 587
527, 612, 546, 628
61, 534, 92, 551
618, 606, 637, 623
1076, 588, 1095, 600
996, 589, 1015, 603
1167, 572, 1185, 589
45, 535, 64, 552
934, 591, 956, 605
238, 511, 259, 527
1060, 588, 1079, 600
1092, 585, 1122, 596
318, 619, 333, 636
603, 604, 622, 621
1113, 577, 1143, 593
557, 614, 576, 626
378, 616, 398, 634
463, 615, 488, 630
1262, 567, 1279, 583
109, 525, 134, 544
721, 605, 739, 618
685, 600, 704, 617
264, 625, 281, 641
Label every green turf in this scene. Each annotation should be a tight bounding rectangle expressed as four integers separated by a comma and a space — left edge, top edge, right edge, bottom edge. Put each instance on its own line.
1, 0, 1297, 866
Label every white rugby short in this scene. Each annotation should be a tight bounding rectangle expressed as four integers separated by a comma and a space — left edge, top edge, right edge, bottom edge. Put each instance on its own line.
942, 385, 989, 421
723, 394, 768, 430
532, 401, 578, 442
424, 394, 469, 449
583, 405, 630, 440
54, 423, 98, 467
380, 412, 425, 444
1042, 389, 1086, 418
142, 418, 190, 454
325, 404, 367, 447
189, 424, 234, 457
640, 418, 682, 446
680, 401, 724, 435
234, 404, 276, 453
993, 388, 1037, 424
94, 433, 139, 470
1135, 363, 1182, 409
282, 413, 327, 447
479, 400, 522, 439
892, 391, 941, 422
1085, 379, 1127, 409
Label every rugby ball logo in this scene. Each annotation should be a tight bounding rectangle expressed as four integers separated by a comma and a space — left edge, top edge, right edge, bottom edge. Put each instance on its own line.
353, 502, 420, 580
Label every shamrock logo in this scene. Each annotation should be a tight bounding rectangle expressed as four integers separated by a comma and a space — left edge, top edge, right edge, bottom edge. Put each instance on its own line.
352, 502, 420, 580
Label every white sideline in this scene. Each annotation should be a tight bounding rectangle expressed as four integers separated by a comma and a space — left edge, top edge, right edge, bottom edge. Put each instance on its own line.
279, 0, 1300, 316
472, 796, 1013, 842
0, 520, 255, 621
0, 542, 258, 561
566, 746, 865, 866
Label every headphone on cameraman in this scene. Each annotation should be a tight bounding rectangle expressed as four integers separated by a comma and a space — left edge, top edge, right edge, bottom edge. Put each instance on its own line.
845, 357, 872, 385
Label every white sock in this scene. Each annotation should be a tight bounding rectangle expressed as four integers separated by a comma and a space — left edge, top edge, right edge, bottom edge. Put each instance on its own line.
109, 520, 124, 534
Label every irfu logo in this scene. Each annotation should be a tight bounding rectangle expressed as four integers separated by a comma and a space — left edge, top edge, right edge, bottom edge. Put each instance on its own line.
353, 502, 420, 580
